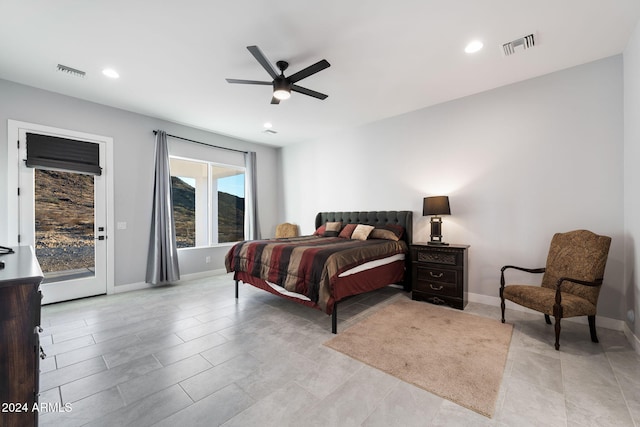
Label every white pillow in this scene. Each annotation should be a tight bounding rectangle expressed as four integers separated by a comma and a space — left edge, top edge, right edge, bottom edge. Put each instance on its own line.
351, 224, 375, 240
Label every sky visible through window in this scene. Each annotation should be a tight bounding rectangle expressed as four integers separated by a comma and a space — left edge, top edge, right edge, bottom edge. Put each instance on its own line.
219, 174, 244, 198
178, 174, 244, 198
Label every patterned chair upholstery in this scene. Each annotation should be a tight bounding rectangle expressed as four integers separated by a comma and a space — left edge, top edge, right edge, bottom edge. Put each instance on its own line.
499, 230, 611, 350
275, 223, 299, 239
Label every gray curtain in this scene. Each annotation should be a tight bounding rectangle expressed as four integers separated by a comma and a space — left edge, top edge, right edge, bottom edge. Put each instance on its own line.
146, 130, 180, 284
244, 151, 260, 240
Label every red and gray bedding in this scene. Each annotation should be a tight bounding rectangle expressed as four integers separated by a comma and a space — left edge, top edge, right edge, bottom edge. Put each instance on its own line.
225, 235, 408, 312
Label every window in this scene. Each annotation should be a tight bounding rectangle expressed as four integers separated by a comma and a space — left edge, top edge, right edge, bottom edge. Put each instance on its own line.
170, 156, 245, 248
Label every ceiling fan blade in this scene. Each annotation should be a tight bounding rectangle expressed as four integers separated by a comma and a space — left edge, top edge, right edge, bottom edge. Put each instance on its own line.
291, 84, 328, 100
247, 45, 279, 79
270, 96, 280, 105
226, 78, 272, 85
288, 59, 330, 84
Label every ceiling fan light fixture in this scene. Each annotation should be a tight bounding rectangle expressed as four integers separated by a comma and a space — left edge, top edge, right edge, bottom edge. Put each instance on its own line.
273, 89, 291, 100
273, 78, 291, 100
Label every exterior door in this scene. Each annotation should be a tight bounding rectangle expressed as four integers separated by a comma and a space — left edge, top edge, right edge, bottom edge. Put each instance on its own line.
16, 127, 108, 304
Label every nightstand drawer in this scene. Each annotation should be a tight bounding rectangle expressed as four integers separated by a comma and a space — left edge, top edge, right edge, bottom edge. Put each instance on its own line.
413, 278, 458, 296
414, 266, 457, 284
412, 247, 462, 266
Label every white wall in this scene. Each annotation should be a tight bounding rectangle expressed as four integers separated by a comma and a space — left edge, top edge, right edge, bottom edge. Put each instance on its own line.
0, 79, 280, 288
624, 21, 640, 337
282, 56, 625, 321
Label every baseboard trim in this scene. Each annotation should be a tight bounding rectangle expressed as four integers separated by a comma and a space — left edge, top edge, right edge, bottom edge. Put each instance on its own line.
113, 269, 228, 294
113, 281, 151, 294
623, 322, 640, 354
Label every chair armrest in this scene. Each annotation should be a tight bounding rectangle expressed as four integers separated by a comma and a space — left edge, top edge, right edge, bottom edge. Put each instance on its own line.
553, 277, 604, 313
556, 276, 603, 289
501, 265, 546, 274
500, 265, 545, 289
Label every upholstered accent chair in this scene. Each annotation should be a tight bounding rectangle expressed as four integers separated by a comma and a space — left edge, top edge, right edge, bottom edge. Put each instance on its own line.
275, 222, 299, 239
500, 230, 611, 350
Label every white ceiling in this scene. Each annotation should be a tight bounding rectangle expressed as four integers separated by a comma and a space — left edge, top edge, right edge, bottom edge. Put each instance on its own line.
1, 1, 639, 147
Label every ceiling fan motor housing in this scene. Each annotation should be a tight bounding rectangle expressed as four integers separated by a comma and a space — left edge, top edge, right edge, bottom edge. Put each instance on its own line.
273, 77, 290, 92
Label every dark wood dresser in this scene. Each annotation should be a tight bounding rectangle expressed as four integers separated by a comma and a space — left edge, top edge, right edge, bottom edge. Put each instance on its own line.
410, 243, 469, 310
0, 246, 43, 427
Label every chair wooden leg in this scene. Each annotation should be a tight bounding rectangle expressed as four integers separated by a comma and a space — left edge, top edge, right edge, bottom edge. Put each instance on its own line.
554, 316, 561, 350
588, 315, 599, 343
553, 301, 563, 351
500, 289, 506, 323
544, 314, 552, 324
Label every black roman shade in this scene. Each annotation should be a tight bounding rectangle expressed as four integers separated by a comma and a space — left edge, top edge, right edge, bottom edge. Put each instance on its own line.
26, 132, 102, 175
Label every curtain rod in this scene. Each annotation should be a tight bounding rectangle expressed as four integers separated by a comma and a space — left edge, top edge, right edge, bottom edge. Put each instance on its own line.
153, 130, 248, 154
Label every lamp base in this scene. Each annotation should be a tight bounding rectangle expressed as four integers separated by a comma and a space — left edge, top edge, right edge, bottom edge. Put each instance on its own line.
428, 216, 448, 246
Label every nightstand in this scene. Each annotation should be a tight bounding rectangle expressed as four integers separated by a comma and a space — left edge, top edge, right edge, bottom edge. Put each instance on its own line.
410, 243, 469, 309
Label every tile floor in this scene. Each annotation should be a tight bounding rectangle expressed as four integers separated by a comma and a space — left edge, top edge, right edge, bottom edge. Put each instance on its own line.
37, 273, 640, 426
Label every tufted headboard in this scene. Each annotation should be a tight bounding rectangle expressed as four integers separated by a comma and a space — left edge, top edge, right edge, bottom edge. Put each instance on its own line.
314, 211, 413, 245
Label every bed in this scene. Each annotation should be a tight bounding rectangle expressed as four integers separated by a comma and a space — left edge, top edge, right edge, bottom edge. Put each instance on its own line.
225, 210, 412, 333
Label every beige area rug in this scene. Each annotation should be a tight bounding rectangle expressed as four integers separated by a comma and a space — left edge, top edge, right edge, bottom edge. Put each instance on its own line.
324, 299, 513, 418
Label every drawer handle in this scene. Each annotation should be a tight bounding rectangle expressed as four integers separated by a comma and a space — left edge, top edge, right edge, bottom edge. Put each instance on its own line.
429, 272, 443, 278
429, 284, 443, 291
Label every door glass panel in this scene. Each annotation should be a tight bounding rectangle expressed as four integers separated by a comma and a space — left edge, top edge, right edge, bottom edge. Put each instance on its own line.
34, 169, 95, 283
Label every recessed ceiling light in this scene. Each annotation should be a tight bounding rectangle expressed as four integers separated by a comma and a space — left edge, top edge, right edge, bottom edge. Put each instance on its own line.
102, 68, 119, 79
464, 40, 484, 54
263, 122, 273, 129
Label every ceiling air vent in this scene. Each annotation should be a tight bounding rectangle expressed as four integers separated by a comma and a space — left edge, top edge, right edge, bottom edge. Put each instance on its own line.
502, 33, 536, 56
57, 64, 86, 78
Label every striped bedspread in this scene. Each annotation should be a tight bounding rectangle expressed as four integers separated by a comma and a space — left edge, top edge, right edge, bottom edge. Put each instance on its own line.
225, 236, 407, 309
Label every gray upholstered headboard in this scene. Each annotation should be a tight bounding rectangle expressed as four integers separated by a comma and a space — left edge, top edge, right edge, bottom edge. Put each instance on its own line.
314, 211, 413, 245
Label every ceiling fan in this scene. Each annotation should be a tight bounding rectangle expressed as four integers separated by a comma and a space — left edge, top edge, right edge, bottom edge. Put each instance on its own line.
226, 45, 330, 104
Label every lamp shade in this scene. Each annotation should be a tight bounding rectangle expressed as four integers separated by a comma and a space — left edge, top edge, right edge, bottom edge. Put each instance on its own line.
423, 196, 451, 216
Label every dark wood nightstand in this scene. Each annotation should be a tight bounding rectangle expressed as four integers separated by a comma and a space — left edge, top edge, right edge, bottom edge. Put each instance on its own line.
410, 243, 469, 309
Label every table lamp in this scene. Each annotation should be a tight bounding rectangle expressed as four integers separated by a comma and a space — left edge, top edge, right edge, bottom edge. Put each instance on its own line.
423, 196, 450, 245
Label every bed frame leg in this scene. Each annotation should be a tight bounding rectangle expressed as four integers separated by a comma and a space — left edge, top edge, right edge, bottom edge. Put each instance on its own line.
332, 303, 337, 334
235, 280, 239, 299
